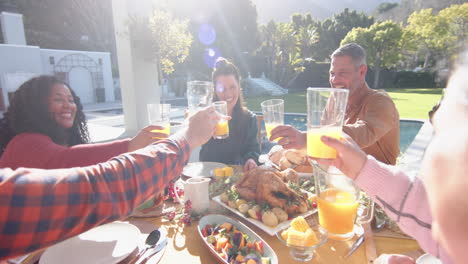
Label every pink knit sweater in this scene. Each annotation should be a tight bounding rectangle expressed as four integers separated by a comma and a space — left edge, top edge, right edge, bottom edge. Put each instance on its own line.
356, 156, 452, 264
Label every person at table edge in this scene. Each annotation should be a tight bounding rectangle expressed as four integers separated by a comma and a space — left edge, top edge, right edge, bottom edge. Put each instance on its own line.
0, 75, 163, 170
199, 58, 261, 171
0, 106, 222, 261
314, 51, 468, 264
271, 43, 400, 165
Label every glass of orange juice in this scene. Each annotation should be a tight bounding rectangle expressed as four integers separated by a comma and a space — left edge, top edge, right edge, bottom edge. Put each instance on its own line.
306, 88, 348, 159
147, 103, 171, 139
261, 99, 284, 141
213, 101, 229, 139
315, 166, 374, 241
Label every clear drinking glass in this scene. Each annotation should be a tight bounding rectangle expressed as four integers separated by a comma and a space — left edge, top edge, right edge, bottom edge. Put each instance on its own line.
306, 88, 349, 159
276, 218, 328, 262
261, 99, 284, 142
187, 81, 214, 113
213, 101, 229, 139
314, 166, 374, 241
147, 103, 171, 139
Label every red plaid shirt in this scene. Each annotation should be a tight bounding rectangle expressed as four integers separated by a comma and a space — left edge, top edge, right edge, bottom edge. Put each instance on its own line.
0, 135, 191, 261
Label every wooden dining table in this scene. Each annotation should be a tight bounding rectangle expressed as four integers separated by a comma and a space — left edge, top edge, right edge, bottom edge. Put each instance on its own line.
21, 164, 424, 264
131, 200, 423, 264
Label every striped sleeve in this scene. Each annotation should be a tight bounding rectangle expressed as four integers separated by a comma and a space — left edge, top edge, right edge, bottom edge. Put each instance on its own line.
0, 134, 191, 261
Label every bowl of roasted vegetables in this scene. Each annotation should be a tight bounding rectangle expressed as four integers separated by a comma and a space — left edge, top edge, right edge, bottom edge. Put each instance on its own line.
198, 214, 278, 264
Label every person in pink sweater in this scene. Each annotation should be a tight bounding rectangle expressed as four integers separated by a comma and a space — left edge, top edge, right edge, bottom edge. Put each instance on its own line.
0, 75, 165, 170
316, 52, 468, 263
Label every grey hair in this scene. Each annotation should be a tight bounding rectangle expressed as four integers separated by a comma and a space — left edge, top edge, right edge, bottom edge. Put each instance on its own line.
331, 43, 367, 67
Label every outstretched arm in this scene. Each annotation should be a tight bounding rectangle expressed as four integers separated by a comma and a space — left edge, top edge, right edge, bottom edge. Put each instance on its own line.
0, 135, 190, 261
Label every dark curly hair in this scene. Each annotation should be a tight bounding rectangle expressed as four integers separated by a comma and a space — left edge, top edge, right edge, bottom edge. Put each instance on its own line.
0, 75, 89, 156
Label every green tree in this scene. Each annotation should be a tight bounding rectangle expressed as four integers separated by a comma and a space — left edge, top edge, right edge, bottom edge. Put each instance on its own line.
313, 8, 374, 61
406, 8, 451, 69
295, 25, 319, 59
129, 10, 193, 85
290, 13, 318, 59
258, 21, 303, 86
342, 21, 404, 88
439, 3, 468, 54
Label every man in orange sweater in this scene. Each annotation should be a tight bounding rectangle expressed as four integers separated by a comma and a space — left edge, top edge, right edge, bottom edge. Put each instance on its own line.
271, 43, 400, 165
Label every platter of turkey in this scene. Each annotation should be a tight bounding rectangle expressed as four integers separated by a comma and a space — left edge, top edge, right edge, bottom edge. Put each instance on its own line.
213, 164, 317, 236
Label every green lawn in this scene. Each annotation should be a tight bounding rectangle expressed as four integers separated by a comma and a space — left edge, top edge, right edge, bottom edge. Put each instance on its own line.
245, 88, 444, 119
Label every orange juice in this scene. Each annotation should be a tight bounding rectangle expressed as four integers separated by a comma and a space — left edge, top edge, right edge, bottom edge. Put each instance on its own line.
150, 123, 170, 139
307, 126, 341, 159
215, 120, 229, 138
265, 123, 282, 141
317, 188, 358, 235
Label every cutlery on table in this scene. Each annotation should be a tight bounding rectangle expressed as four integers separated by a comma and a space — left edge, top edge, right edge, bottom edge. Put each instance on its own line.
127, 229, 161, 264
134, 238, 168, 264
345, 233, 365, 259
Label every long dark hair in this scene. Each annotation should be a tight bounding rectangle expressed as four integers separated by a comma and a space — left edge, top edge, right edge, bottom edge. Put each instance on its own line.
212, 57, 247, 116
0, 75, 89, 156
212, 58, 252, 141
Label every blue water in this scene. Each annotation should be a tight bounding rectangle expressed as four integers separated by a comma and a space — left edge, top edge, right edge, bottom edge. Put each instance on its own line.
260, 113, 423, 154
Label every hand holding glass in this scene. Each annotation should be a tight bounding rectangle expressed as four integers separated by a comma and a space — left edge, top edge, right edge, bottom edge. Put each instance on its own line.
261, 99, 284, 141
147, 103, 171, 139
213, 101, 229, 139
307, 88, 348, 159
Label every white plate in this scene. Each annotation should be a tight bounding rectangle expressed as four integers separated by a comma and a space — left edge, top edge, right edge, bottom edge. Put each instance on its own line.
198, 214, 278, 264
40, 222, 140, 264
416, 254, 442, 264
182, 162, 226, 178
213, 196, 317, 236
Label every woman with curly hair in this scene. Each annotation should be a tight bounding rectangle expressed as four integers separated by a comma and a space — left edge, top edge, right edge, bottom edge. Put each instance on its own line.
0, 75, 165, 169
199, 58, 260, 171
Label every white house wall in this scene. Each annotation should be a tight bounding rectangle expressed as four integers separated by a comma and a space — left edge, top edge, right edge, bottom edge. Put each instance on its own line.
40, 49, 114, 104
0, 44, 43, 110
0, 44, 43, 75
0, 12, 27, 45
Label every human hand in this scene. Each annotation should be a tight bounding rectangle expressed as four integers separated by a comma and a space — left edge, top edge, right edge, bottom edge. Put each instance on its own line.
374, 254, 415, 264
310, 133, 367, 180
184, 106, 231, 150
270, 125, 306, 149
243, 158, 258, 172
128, 125, 169, 152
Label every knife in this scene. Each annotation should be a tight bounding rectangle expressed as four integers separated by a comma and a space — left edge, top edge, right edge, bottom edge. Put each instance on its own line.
134, 238, 168, 264
345, 234, 365, 258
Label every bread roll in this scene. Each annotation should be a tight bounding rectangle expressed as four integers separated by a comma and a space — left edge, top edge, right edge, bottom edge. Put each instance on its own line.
279, 156, 293, 170
268, 145, 285, 165
284, 149, 306, 165
294, 164, 313, 173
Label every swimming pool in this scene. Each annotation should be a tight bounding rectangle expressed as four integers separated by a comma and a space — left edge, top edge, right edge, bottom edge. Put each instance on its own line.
260, 113, 424, 154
